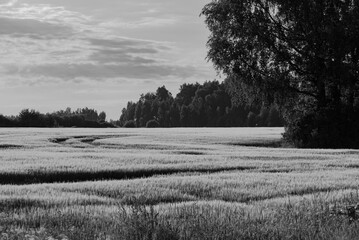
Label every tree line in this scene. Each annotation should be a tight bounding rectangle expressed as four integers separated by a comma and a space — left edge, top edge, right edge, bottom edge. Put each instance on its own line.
0, 107, 114, 128
118, 81, 284, 128
0, 81, 284, 129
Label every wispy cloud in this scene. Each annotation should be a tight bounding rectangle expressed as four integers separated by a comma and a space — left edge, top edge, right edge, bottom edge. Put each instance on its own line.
6, 63, 198, 80
0, 1, 209, 86
100, 16, 178, 29
0, 17, 73, 37
0, 0, 17, 7
0, 1, 91, 24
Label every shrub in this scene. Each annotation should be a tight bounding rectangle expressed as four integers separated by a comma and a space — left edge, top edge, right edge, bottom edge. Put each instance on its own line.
99, 122, 116, 128
124, 120, 136, 128
284, 106, 359, 148
146, 120, 160, 128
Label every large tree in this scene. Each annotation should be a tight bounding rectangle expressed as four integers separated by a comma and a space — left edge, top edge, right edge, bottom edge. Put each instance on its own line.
202, 0, 359, 148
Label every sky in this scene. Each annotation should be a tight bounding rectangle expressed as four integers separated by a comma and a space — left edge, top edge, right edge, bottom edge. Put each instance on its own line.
0, 0, 217, 120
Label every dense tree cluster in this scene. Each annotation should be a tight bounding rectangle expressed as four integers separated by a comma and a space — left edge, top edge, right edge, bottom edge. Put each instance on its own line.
0, 108, 113, 128
119, 81, 284, 128
202, 0, 359, 148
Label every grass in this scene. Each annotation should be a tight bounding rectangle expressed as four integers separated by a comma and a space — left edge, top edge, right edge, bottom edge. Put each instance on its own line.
0, 127, 359, 239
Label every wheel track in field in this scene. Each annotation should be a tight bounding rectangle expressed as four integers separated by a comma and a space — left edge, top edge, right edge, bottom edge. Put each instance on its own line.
0, 166, 256, 185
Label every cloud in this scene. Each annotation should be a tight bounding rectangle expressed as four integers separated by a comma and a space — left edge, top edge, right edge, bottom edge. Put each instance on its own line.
0, 0, 17, 7
5, 62, 198, 81
0, 35, 92, 66
0, 17, 72, 37
88, 38, 152, 49
101, 16, 178, 29
87, 37, 167, 65
0, 0, 212, 87
0, 2, 91, 25
90, 50, 157, 65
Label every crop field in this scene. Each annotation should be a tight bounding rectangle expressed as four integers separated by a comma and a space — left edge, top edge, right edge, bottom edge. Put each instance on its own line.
1, 128, 359, 239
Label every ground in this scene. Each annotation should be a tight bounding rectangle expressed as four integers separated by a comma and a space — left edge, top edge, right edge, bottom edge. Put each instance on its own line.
0, 128, 359, 239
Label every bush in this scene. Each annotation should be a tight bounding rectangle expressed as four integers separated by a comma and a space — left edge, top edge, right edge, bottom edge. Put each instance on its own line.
124, 120, 136, 128
146, 120, 160, 128
284, 106, 359, 148
99, 122, 116, 128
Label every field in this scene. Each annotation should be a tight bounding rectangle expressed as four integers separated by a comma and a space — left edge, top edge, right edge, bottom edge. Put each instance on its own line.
1, 128, 359, 240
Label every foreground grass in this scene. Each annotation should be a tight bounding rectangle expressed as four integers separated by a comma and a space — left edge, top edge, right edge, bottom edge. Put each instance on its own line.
1, 128, 359, 239
2, 191, 359, 240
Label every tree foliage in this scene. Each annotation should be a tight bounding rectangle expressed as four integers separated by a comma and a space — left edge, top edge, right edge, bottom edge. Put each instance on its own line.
0, 108, 114, 128
202, 0, 359, 148
119, 82, 284, 128
98, 111, 107, 122
146, 119, 160, 128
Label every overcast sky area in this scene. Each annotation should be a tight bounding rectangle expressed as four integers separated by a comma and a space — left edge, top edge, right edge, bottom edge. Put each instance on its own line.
0, 0, 217, 120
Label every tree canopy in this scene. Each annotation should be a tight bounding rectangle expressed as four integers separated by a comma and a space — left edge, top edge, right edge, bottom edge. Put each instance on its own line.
118, 82, 284, 128
0, 108, 114, 128
202, 0, 359, 148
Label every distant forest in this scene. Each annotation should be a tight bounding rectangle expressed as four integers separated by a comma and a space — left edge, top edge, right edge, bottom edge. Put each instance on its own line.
1, 80, 285, 128
117, 81, 285, 128
0, 108, 114, 128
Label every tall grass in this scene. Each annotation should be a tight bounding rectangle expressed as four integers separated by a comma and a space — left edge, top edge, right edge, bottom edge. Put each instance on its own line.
1, 191, 359, 239
1, 128, 359, 239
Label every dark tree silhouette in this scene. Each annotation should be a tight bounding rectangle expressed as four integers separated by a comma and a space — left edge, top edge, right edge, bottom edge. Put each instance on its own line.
176, 83, 200, 106
18, 109, 48, 127
0, 107, 113, 128
156, 85, 172, 101
0, 114, 17, 127
119, 82, 284, 128
202, 0, 359, 148
98, 111, 106, 122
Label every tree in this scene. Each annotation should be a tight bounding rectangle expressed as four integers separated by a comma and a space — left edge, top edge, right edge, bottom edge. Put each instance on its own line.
75, 108, 98, 122
0, 114, 16, 127
257, 107, 270, 127
202, 0, 359, 148
98, 111, 106, 122
268, 105, 284, 127
146, 119, 160, 128
180, 105, 190, 127
134, 102, 142, 127
156, 86, 172, 101
247, 112, 257, 127
169, 103, 180, 127
126, 102, 136, 121
18, 109, 48, 127
176, 83, 200, 106
140, 100, 153, 127
124, 120, 136, 128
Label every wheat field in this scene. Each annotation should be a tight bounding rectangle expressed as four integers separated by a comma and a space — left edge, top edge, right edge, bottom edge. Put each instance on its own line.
0, 128, 359, 239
